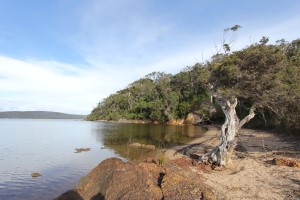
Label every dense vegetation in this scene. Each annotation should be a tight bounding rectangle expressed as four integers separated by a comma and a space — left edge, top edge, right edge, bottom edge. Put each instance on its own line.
87, 37, 300, 132
87, 68, 211, 123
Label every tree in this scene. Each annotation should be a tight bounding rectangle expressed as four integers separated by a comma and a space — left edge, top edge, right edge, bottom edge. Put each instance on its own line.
86, 36, 299, 145
259, 36, 269, 45
221, 25, 241, 54
170, 64, 210, 119
201, 42, 290, 166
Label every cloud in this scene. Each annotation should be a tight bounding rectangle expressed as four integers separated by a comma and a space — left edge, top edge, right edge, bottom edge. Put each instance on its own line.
2, 1, 300, 114
68, 0, 177, 69
0, 39, 212, 115
0, 56, 134, 114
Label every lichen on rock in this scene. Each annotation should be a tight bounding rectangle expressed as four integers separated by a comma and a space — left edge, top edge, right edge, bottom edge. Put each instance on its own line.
56, 157, 216, 200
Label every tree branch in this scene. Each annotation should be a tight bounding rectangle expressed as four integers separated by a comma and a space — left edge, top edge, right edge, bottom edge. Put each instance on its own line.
237, 104, 256, 131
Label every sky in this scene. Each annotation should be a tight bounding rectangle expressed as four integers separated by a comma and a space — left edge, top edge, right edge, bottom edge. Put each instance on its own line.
0, 0, 299, 115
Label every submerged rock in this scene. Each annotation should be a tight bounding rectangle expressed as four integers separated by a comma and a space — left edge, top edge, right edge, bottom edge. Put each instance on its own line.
31, 172, 42, 178
74, 148, 91, 153
56, 157, 216, 200
128, 143, 155, 150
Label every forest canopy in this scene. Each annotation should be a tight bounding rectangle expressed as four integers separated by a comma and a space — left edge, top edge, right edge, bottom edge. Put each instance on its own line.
87, 37, 300, 132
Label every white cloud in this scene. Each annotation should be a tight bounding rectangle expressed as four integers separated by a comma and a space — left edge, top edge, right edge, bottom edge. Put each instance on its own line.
2, 1, 300, 115
0, 42, 212, 114
68, 0, 176, 70
0, 56, 134, 114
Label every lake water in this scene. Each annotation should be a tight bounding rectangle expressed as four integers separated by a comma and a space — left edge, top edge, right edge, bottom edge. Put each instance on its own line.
0, 119, 207, 200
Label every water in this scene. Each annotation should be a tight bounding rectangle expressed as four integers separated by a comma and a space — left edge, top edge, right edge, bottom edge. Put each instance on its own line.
0, 119, 206, 200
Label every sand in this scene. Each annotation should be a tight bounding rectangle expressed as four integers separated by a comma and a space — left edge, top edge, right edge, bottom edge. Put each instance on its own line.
165, 126, 300, 200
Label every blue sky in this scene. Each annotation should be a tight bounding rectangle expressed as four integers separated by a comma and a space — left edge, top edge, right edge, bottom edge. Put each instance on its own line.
0, 0, 299, 114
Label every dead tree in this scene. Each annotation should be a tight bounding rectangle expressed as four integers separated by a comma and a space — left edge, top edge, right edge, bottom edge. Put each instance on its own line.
201, 93, 255, 166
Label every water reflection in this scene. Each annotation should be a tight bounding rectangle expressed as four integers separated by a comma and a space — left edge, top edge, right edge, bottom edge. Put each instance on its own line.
92, 122, 207, 161
0, 119, 207, 200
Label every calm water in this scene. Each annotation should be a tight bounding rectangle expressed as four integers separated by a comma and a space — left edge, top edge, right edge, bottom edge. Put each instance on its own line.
0, 119, 206, 200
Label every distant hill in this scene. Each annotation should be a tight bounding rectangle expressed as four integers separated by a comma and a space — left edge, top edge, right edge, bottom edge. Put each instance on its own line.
0, 111, 86, 119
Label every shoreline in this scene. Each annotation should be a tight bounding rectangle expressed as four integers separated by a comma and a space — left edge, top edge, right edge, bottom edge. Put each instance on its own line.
165, 127, 300, 199
56, 126, 300, 200
163, 125, 220, 160
191, 128, 300, 199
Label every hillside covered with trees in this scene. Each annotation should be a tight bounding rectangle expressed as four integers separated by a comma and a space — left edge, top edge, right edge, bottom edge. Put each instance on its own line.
0, 111, 85, 119
87, 37, 300, 132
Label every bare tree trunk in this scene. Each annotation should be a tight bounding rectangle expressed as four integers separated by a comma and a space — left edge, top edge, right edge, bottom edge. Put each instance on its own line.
201, 95, 256, 166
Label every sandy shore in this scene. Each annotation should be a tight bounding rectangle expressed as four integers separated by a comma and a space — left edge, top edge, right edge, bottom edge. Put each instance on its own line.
56, 125, 299, 200
164, 125, 220, 160
165, 126, 300, 200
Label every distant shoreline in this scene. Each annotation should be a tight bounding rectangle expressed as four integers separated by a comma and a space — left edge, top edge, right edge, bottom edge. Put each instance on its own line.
0, 111, 86, 119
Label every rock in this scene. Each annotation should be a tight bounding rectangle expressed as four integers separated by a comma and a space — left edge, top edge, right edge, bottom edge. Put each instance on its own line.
31, 172, 42, 178
56, 157, 216, 200
55, 190, 83, 200
167, 119, 185, 125
272, 157, 300, 167
171, 157, 213, 172
285, 190, 300, 200
164, 149, 185, 160
190, 153, 201, 159
74, 148, 91, 153
117, 118, 148, 124
77, 157, 163, 200
162, 165, 216, 200
144, 158, 158, 164
185, 112, 202, 124
128, 143, 155, 150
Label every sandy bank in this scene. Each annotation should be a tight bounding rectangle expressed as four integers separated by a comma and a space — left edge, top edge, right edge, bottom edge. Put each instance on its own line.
164, 125, 220, 160
57, 125, 300, 200
165, 126, 300, 200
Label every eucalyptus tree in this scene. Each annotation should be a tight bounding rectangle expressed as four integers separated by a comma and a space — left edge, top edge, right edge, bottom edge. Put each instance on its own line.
146, 72, 179, 121
201, 40, 294, 166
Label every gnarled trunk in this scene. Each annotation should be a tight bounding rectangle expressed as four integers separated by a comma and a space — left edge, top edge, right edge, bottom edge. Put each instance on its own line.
201, 96, 255, 166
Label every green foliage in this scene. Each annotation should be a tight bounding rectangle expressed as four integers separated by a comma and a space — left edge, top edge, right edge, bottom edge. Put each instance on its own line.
259, 36, 269, 45
87, 66, 210, 123
209, 38, 300, 131
230, 25, 241, 31
158, 151, 165, 166
87, 37, 300, 132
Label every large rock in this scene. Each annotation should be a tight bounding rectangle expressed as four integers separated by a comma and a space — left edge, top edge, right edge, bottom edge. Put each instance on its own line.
56, 157, 216, 200
185, 112, 202, 124
79, 158, 163, 200
162, 163, 215, 200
